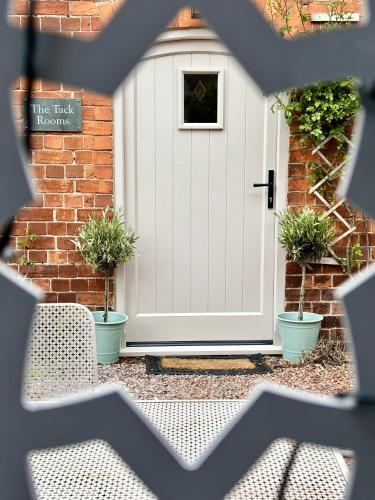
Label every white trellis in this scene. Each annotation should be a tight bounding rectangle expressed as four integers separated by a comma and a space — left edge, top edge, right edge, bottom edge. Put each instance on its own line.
309, 135, 356, 262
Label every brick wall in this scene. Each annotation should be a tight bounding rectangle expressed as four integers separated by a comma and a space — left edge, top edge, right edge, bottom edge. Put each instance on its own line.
8, 1, 371, 337
286, 131, 373, 340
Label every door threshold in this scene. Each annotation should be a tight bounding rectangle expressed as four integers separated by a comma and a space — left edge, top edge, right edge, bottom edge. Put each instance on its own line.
120, 344, 282, 357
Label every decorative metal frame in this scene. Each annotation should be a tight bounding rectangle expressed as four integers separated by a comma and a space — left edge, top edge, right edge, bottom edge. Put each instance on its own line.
2, 0, 375, 498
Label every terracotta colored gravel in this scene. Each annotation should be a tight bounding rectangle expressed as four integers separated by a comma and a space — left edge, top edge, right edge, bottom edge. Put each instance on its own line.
98, 356, 356, 400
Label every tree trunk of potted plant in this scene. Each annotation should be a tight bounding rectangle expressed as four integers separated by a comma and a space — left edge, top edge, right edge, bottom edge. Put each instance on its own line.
275, 207, 334, 362
298, 264, 306, 321
74, 208, 138, 364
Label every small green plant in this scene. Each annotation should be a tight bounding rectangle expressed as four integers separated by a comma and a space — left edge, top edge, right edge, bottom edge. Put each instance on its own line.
18, 228, 38, 267
276, 207, 335, 320
74, 207, 138, 322
338, 242, 363, 275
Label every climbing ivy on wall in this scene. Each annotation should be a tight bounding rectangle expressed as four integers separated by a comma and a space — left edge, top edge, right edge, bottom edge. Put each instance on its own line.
275, 80, 359, 148
266, 0, 368, 275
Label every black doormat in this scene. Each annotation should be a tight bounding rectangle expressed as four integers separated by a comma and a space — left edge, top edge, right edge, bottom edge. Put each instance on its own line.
145, 355, 272, 375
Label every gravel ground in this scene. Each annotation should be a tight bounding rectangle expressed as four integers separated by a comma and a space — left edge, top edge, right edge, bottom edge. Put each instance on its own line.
98, 356, 355, 400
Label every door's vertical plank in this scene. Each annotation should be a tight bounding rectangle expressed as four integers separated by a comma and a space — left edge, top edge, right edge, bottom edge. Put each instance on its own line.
123, 76, 138, 321
155, 57, 174, 312
190, 53, 210, 312
225, 58, 247, 312
208, 53, 229, 312
262, 94, 278, 324
173, 53, 192, 313
136, 60, 157, 313
242, 79, 266, 312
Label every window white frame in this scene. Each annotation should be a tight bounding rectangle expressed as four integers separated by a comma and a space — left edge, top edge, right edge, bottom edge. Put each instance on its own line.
178, 67, 224, 129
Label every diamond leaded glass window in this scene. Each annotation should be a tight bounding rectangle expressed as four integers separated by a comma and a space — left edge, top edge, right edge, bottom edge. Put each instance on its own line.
178, 69, 224, 129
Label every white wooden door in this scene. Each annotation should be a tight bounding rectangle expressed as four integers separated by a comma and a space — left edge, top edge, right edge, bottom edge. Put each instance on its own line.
121, 41, 279, 345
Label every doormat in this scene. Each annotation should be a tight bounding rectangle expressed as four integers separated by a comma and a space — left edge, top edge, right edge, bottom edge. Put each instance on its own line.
145, 355, 272, 375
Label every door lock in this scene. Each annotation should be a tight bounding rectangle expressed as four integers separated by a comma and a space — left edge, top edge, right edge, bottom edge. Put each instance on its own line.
253, 170, 274, 209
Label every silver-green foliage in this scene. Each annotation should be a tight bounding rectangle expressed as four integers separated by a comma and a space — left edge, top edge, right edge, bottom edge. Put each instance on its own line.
75, 207, 138, 321
276, 207, 335, 265
76, 207, 137, 272
276, 207, 335, 320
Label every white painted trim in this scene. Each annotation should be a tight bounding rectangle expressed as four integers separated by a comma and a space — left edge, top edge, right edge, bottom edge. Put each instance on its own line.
156, 28, 219, 44
310, 12, 359, 23
113, 87, 126, 315
274, 95, 289, 345
178, 67, 224, 129
120, 344, 282, 357
113, 28, 289, 350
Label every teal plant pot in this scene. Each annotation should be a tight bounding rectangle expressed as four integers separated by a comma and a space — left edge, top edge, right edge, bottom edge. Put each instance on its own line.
92, 311, 128, 364
276, 311, 323, 363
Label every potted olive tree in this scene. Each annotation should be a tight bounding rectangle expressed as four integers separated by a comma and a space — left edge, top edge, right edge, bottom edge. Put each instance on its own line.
75, 207, 138, 364
276, 207, 335, 362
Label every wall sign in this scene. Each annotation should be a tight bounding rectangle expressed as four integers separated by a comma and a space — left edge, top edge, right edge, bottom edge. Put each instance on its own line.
24, 98, 82, 132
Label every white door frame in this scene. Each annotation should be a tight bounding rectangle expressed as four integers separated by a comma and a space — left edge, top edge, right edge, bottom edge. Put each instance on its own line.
113, 28, 289, 356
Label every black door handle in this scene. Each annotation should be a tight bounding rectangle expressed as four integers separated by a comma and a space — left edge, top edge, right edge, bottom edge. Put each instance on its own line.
253, 170, 274, 209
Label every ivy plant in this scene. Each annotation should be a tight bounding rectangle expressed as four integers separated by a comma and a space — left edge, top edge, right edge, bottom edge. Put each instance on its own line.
18, 229, 38, 267
274, 80, 359, 149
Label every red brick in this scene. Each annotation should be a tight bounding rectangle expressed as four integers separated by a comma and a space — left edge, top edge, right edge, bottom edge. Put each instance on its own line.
40, 17, 61, 32
313, 275, 332, 288
18, 208, 53, 221
66, 165, 84, 178
57, 237, 76, 250
44, 136, 63, 149
333, 274, 348, 287
93, 136, 112, 150
94, 152, 112, 165
32, 278, 51, 292
94, 107, 112, 121
95, 194, 113, 207
71, 279, 89, 291
94, 166, 113, 179
61, 17, 81, 31
44, 194, 64, 207
48, 250, 68, 264
69, 2, 98, 16
34, 151, 73, 164
34, 1, 68, 15
56, 209, 75, 222
11, 222, 27, 236
76, 180, 112, 193
37, 179, 74, 193
68, 251, 85, 264
52, 279, 70, 292
41, 80, 61, 91
27, 236, 55, 250
82, 93, 112, 106
29, 250, 48, 263
44, 292, 58, 303
58, 293, 77, 303
64, 136, 83, 149
46, 165, 65, 178
66, 223, 82, 235
83, 121, 112, 136
64, 194, 83, 208
28, 222, 47, 234
27, 265, 58, 278
77, 264, 96, 277
59, 265, 77, 278
47, 222, 66, 235
77, 292, 103, 305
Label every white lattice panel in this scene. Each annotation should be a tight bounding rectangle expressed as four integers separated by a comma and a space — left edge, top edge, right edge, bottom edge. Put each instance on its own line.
309, 135, 356, 258
24, 304, 98, 401
28, 400, 348, 500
